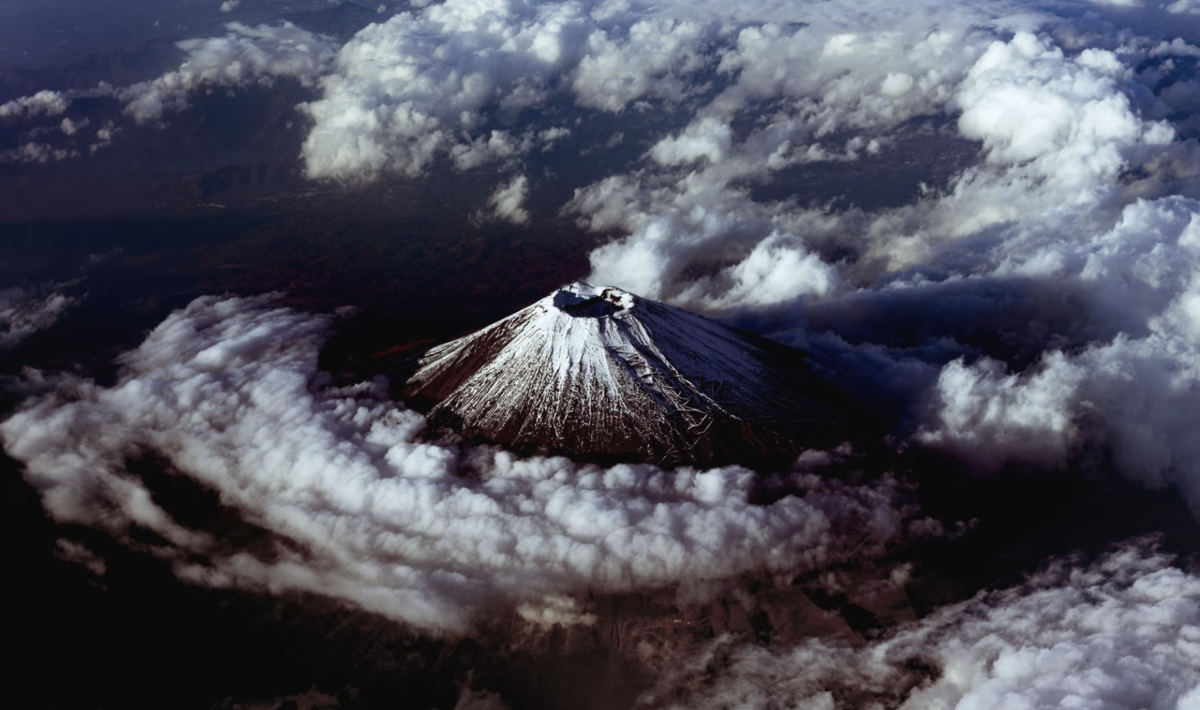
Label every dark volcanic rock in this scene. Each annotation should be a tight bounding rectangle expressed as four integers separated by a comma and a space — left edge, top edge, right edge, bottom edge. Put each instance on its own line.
404, 282, 847, 465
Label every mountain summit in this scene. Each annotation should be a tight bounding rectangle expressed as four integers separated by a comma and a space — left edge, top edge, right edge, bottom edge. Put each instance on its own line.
404, 282, 845, 465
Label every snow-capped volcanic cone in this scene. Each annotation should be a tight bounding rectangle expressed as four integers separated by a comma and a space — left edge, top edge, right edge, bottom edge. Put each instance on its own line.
404, 282, 846, 465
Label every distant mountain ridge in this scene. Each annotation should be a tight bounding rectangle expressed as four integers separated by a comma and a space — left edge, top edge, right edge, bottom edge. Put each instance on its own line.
0, 36, 185, 104
405, 282, 847, 465
283, 2, 382, 42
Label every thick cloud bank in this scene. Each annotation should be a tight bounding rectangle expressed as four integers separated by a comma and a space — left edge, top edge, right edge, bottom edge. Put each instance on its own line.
299, 0, 721, 178
0, 295, 908, 633
297, 0, 1041, 181
642, 541, 1200, 710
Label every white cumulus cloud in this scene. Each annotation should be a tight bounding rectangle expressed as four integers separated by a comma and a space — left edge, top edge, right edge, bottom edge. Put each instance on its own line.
121, 22, 336, 123
0, 90, 70, 122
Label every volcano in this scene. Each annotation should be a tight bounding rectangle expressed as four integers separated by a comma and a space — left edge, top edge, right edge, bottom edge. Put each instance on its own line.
404, 282, 847, 465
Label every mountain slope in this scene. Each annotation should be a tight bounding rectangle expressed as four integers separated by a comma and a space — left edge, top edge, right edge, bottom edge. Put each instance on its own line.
404, 282, 846, 465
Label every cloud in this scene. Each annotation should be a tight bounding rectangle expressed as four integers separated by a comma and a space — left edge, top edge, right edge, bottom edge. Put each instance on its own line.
559, 5, 1030, 306
0, 21, 336, 165
303, 0, 862, 180
648, 117, 732, 167
484, 174, 530, 224
0, 116, 98, 164
1, 22, 334, 129
220, 0, 241, 12
120, 22, 336, 123
0, 295, 912, 634
88, 120, 120, 154
300, 0, 592, 179
571, 16, 713, 112
955, 33, 1172, 183
448, 127, 568, 170
59, 117, 89, 136
54, 539, 107, 578
575, 19, 1183, 303
0, 0, 1191, 519
547, 1, 1200, 513
0, 284, 78, 348
295, 0, 1035, 181
917, 354, 1086, 471
0, 142, 77, 164
1, 5, 1199, 701
1167, 0, 1200, 13
641, 540, 1200, 710
0, 90, 70, 122
914, 195, 1200, 506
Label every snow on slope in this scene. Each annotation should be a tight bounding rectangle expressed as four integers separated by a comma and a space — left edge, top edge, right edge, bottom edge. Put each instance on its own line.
405, 282, 845, 464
